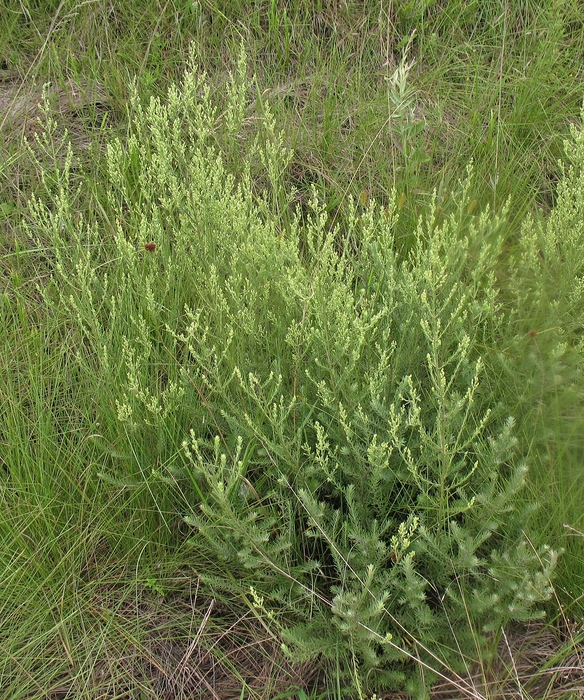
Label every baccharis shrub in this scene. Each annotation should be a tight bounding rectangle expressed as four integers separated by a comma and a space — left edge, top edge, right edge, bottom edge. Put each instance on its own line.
26, 56, 565, 697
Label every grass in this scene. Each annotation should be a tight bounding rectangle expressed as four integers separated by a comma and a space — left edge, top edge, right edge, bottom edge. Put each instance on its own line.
1, 0, 584, 697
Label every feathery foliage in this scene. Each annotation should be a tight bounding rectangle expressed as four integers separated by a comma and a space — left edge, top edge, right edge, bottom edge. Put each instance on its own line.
18, 56, 574, 696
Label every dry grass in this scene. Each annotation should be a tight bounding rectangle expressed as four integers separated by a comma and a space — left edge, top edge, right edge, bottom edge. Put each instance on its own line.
38, 594, 583, 700
39, 571, 320, 700
427, 623, 584, 700
0, 78, 110, 148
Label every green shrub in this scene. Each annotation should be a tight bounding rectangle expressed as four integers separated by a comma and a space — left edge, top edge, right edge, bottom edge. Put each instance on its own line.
25, 61, 565, 697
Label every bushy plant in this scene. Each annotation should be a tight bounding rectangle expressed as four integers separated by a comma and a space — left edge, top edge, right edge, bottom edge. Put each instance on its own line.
25, 58, 565, 697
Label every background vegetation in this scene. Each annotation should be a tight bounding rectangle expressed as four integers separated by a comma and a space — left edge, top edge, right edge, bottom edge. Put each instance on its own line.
1, 1, 584, 698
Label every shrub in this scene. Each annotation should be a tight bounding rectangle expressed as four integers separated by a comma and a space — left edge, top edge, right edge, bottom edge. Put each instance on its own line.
26, 59, 563, 697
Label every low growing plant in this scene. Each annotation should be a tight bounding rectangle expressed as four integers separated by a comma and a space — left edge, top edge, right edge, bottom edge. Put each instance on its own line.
23, 58, 571, 697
